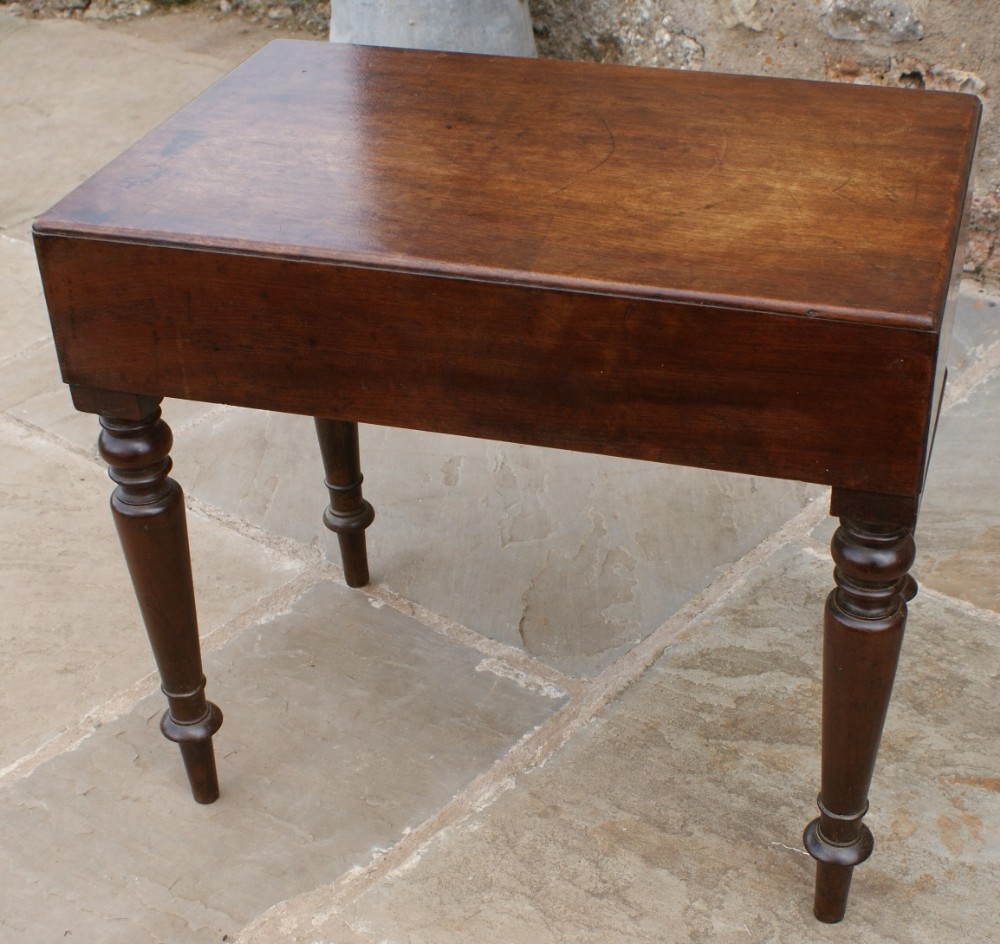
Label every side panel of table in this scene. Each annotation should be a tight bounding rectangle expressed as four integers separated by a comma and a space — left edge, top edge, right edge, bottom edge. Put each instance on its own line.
36, 235, 940, 497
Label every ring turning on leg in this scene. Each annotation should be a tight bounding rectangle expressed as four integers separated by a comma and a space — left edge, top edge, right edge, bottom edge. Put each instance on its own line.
98, 405, 223, 804
805, 516, 914, 922
315, 418, 375, 588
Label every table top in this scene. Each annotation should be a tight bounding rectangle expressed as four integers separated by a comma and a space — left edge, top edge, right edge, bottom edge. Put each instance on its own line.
35, 39, 979, 331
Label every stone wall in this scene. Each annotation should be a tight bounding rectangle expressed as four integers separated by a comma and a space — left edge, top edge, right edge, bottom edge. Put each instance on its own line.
529, 0, 999, 282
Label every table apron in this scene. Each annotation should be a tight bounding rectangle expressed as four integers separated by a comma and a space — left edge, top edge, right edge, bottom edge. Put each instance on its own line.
37, 235, 940, 496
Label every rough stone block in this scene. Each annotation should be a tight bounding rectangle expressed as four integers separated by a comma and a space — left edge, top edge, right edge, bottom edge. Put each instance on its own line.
329, 0, 537, 55
820, 0, 923, 43
723, 0, 764, 33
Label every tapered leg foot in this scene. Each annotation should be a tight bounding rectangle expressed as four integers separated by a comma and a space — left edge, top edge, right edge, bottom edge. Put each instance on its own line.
315, 418, 374, 587
98, 405, 223, 803
804, 514, 914, 921
804, 806, 873, 921
162, 695, 224, 803
173, 719, 223, 804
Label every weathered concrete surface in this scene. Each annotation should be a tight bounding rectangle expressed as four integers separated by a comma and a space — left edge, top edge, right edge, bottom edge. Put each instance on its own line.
528, 0, 1000, 283
1, 10, 998, 944
330, 0, 536, 55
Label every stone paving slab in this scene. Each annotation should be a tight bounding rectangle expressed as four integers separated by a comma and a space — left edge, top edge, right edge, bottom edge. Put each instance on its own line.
0, 414, 304, 772
0, 579, 564, 942
0, 15, 257, 237
3, 11, 998, 944
918, 369, 1000, 613
174, 409, 816, 677
276, 545, 1000, 944
949, 285, 1000, 376
0, 236, 48, 359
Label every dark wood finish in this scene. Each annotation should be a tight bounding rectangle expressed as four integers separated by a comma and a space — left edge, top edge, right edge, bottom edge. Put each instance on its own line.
32, 40, 980, 921
33, 43, 980, 499
34, 41, 975, 328
35, 236, 946, 495
314, 418, 374, 587
803, 511, 914, 921
96, 399, 222, 803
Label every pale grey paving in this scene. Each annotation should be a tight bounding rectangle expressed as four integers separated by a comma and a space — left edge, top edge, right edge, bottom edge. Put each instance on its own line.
0, 16, 251, 237
307, 547, 1000, 944
0, 414, 305, 771
918, 368, 1000, 613
948, 285, 1000, 376
0, 236, 48, 359
0, 579, 564, 943
175, 411, 816, 677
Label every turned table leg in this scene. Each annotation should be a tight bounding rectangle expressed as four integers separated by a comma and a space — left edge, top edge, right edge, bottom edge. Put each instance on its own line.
98, 403, 223, 803
314, 418, 374, 588
804, 514, 916, 921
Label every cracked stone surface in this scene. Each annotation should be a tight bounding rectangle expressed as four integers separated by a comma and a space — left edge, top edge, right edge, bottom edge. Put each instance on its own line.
175, 412, 816, 677
0, 415, 305, 771
296, 547, 1000, 944
0, 580, 564, 942
820, 0, 923, 43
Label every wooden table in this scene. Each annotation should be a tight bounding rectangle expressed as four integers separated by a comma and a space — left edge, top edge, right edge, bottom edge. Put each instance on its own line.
34, 40, 980, 923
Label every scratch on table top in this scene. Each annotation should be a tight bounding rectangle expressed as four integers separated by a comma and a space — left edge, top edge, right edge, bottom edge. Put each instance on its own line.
547, 115, 617, 198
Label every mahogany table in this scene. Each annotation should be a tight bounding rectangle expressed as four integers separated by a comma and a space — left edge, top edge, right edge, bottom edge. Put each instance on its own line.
34, 40, 980, 923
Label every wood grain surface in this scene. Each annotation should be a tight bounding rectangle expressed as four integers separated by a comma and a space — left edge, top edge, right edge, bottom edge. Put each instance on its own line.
35, 39, 980, 327
34, 40, 980, 498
